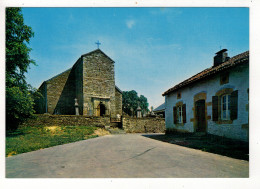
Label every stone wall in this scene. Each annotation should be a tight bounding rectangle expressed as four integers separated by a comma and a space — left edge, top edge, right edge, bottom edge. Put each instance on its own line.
74, 58, 84, 115
82, 50, 116, 116
22, 115, 110, 128
115, 88, 122, 116
35, 82, 47, 114
122, 117, 165, 133
46, 69, 72, 114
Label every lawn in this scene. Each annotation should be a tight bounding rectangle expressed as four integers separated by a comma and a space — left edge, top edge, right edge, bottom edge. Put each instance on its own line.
6, 125, 105, 157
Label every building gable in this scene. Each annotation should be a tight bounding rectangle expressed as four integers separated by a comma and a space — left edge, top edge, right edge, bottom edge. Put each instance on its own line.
163, 51, 249, 96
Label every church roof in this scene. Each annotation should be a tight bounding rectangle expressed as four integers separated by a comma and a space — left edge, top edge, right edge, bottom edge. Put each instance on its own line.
45, 68, 72, 83
162, 50, 249, 96
115, 85, 123, 94
40, 49, 115, 87
81, 49, 115, 63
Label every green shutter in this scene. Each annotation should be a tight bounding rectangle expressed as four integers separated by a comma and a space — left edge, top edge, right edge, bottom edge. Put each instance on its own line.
212, 96, 219, 121
173, 106, 177, 124
182, 104, 186, 123
230, 90, 238, 120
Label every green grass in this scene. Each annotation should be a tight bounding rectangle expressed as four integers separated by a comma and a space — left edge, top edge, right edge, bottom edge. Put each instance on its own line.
6, 125, 99, 157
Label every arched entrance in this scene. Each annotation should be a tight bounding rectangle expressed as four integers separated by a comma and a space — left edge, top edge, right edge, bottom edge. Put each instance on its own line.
97, 103, 106, 116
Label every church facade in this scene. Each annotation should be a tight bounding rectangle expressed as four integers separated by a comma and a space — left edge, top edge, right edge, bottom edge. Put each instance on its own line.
35, 49, 122, 117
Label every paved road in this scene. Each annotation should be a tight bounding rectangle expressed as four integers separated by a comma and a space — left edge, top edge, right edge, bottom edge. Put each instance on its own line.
6, 134, 249, 178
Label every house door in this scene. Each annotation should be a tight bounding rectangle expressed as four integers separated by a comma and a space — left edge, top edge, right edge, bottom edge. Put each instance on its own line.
195, 99, 206, 132
97, 103, 106, 116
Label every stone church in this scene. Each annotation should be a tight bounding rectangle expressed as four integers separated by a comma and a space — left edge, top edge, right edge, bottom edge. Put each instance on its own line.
35, 49, 122, 117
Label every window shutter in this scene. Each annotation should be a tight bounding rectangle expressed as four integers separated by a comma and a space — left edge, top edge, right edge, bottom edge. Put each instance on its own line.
182, 104, 186, 123
230, 90, 238, 120
173, 106, 177, 124
212, 96, 219, 121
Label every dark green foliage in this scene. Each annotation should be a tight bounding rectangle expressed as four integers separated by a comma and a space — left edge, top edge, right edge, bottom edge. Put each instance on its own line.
6, 8, 36, 130
122, 90, 149, 116
6, 8, 35, 88
6, 87, 35, 130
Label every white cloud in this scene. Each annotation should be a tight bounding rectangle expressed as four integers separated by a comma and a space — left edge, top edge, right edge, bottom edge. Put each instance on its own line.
126, 20, 135, 29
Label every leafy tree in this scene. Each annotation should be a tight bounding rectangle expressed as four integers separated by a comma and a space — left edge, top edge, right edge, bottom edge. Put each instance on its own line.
6, 8, 36, 130
122, 90, 149, 116
139, 95, 149, 115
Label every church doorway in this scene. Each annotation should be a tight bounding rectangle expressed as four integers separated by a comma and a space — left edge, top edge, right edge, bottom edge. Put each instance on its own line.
97, 103, 106, 116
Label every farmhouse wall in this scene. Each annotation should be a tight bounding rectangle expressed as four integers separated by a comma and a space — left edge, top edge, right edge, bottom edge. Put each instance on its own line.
165, 64, 249, 141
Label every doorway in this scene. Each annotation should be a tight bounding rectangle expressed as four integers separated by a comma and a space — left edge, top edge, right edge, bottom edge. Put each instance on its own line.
97, 103, 106, 116
195, 99, 206, 132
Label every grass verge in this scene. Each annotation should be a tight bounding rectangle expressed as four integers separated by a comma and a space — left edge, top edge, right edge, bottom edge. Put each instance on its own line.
6, 125, 107, 157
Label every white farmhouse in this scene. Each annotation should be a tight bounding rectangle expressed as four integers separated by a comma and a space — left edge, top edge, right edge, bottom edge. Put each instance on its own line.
162, 49, 249, 142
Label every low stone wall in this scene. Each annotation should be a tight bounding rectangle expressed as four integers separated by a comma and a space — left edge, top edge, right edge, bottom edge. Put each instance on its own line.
21, 114, 110, 128
122, 117, 165, 133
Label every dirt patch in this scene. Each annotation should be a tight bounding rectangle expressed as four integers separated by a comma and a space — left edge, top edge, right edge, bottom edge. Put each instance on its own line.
92, 128, 110, 136
7, 151, 17, 157
44, 126, 62, 133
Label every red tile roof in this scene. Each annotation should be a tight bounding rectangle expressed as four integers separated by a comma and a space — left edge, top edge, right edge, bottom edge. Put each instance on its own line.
162, 50, 249, 96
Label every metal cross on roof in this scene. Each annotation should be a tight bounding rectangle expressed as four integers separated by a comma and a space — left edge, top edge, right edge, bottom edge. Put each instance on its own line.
95, 40, 101, 49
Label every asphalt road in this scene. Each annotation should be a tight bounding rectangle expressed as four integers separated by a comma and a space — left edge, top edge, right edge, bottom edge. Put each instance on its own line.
6, 133, 249, 178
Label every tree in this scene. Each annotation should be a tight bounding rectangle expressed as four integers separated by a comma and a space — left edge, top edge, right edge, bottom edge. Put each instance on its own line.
139, 95, 149, 115
6, 8, 36, 130
122, 90, 149, 116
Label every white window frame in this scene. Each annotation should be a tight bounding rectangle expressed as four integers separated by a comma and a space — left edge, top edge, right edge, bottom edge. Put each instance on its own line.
177, 106, 183, 123
221, 94, 231, 120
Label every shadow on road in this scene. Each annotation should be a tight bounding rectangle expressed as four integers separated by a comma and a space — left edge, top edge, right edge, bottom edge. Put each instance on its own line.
142, 133, 249, 161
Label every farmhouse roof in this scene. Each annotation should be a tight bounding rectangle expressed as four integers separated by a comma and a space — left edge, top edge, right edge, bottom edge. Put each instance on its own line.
153, 103, 165, 112
162, 50, 249, 96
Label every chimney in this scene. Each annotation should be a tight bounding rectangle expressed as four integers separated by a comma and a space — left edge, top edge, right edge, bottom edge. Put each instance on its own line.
213, 49, 230, 67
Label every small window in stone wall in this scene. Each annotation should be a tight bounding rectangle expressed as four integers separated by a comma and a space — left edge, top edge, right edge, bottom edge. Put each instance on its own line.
177, 92, 181, 99
220, 72, 229, 85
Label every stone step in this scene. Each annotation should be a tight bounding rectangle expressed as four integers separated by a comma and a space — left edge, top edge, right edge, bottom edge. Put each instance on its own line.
107, 128, 126, 135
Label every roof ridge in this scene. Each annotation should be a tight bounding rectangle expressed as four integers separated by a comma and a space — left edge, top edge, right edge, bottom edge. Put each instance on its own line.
162, 50, 249, 96
81, 49, 115, 63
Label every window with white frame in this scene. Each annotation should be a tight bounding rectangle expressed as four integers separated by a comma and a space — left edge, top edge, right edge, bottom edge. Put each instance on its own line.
221, 94, 231, 120
177, 106, 183, 123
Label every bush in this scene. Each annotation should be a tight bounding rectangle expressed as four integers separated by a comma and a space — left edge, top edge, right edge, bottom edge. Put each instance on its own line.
6, 87, 35, 130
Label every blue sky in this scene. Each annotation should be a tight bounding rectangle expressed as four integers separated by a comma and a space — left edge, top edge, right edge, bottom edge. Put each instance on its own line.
22, 7, 249, 109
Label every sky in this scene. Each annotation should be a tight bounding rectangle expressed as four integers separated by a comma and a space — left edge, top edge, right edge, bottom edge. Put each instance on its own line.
22, 7, 249, 109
